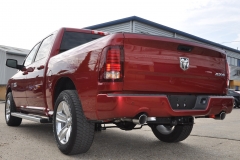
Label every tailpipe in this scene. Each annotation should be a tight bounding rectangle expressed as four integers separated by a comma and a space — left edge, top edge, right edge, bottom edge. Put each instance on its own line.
132, 114, 147, 125
214, 112, 226, 120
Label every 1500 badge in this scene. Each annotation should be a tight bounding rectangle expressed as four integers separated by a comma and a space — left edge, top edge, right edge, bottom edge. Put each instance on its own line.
215, 73, 225, 76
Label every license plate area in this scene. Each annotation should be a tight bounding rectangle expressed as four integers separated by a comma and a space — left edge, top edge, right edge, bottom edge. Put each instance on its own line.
168, 95, 197, 110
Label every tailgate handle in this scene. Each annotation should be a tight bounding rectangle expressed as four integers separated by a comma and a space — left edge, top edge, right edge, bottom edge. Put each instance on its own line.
178, 45, 193, 52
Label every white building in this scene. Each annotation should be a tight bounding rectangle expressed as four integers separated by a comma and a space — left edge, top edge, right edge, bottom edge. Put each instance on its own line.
0, 45, 29, 100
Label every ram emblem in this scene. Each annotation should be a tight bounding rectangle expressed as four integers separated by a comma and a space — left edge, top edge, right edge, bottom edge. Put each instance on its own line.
180, 57, 189, 71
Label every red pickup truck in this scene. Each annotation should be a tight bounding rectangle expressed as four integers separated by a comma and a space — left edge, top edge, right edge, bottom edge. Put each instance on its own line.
5, 27, 233, 155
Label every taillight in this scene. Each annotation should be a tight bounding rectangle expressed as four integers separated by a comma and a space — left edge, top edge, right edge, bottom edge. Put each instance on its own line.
99, 46, 124, 82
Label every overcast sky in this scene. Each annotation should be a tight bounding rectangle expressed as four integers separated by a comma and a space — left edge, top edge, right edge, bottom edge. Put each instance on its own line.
0, 0, 240, 51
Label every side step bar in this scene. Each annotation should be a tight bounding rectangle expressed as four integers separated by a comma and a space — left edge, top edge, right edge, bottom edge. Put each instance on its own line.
11, 112, 52, 123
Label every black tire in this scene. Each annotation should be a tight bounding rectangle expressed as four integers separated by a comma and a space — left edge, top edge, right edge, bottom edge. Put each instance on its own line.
233, 99, 237, 108
235, 99, 240, 108
150, 124, 193, 143
5, 92, 22, 126
53, 90, 95, 155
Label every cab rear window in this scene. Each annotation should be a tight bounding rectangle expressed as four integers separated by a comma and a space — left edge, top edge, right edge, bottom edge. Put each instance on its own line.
59, 31, 104, 53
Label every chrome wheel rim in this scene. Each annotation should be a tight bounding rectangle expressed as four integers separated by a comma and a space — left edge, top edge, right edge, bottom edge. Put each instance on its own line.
5, 99, 11, 122
156, 125, 174, 135
55, 101, 72, 144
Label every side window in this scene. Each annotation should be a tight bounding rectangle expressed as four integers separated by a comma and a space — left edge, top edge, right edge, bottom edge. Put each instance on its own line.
24, 42, 41, 66
34, 35, 53, 62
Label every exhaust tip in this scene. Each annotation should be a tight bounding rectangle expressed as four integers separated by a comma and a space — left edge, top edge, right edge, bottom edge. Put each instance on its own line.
138, 114, 147, 125
132, 114, 148, 125
215, 112, 226, 120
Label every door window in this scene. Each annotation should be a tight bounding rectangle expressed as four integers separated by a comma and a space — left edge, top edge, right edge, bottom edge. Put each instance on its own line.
34, 35, 54, 62
24, 42, 41, 66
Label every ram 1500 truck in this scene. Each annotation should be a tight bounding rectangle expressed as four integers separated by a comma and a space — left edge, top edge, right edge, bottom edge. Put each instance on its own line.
5, 27, 233, 155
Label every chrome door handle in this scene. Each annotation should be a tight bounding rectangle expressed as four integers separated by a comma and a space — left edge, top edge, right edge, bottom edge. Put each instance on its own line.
37, 65, 44, 70
23, 71, 28, 75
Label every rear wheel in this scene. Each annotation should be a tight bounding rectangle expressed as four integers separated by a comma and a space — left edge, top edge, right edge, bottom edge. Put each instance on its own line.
150, 124, 193, 142
5, 92, 22, 126
53, 90, 95, 155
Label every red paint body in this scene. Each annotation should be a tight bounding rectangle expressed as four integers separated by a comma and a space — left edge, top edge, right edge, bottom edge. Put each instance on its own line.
7, 28, 233, 121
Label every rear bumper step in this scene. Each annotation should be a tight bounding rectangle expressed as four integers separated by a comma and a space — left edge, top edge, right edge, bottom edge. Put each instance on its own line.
11, 112, 52, 123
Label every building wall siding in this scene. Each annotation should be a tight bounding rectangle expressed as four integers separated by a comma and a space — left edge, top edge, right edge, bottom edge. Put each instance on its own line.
134, 21, 174, 37
176, 34, 206, 44
93, 22, 130, 33
0, 50, 6, 85
225, 50, 240, 59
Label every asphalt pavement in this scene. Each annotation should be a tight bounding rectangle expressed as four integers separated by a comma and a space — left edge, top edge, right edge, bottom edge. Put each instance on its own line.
0, 103, 239, 160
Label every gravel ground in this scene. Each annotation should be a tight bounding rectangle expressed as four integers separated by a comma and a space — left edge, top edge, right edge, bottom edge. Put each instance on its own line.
0, 103, 239, 160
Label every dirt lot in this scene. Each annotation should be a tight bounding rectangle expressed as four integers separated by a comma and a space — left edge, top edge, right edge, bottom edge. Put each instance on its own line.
0, 102, 239, 160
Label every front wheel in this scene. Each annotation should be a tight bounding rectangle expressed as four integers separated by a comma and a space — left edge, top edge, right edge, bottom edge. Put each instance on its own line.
150, 124, 193, 143
53, 90, 95, 155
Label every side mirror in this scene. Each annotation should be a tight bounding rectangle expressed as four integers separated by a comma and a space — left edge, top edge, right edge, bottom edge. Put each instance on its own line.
6, 59, 24, 70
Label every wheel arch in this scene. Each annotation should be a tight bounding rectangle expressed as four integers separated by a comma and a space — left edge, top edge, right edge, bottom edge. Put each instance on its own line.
53, 77, 77, 108
6, 86, 12, 99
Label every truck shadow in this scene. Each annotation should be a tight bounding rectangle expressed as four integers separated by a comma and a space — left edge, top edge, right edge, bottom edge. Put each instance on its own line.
16, 123, 208, 159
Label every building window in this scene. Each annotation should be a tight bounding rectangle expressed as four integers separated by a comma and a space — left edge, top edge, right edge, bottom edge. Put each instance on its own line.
227, 57, 230, 63
227, 57, 240, 67
228, 57, 240, 66
231, 57, 235, 65
238, 59, 240, 67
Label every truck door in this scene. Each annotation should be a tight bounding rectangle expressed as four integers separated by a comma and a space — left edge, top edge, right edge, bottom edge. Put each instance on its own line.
11, 42, 40, 107
25, 34, 55, 113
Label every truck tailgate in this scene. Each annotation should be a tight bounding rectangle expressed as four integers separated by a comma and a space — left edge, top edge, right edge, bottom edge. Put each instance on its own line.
123, 33, 227, 94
